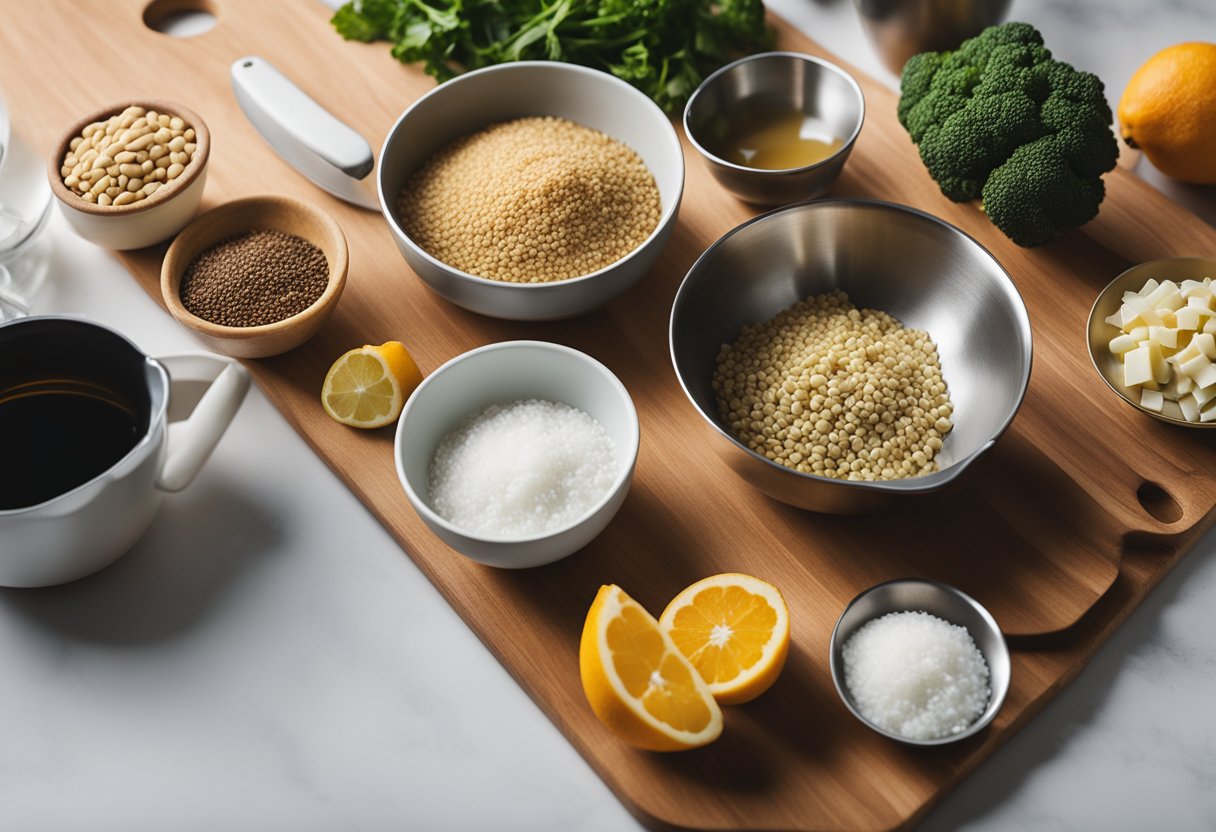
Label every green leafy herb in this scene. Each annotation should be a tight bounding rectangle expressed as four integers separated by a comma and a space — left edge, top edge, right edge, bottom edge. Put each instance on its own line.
332, 0, 772, 114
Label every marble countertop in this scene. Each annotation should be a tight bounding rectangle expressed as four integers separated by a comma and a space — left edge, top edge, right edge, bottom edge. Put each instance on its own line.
3, 1, 1214, 829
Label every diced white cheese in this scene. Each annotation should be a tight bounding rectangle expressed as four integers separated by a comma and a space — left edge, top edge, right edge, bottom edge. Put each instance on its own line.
1175, 341, 1203, 365
1162, 378, 1182, 401
1180, 394, 1201, 422
1149, 340, 1172, 384
1122, 297, 1163, 328
1149, 326, 1179, 349
1140, 389, 1165, 412
1179, 352, 1212, 380
1109, 333, 1141, 354
1195, 332, 1216, 359
1183, 281, 1213, 301
1145, 281, 1183, 310
1108, 277, 1216, 414
1176, 307, 1202, 331
1194, 361, 1216, 390
1193, 383, 1216, 407
1124, 345, 1155, 387
1201, 405, 1216, 423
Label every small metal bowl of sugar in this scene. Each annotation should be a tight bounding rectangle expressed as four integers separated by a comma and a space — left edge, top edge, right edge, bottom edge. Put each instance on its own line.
829, 578, 1011, 746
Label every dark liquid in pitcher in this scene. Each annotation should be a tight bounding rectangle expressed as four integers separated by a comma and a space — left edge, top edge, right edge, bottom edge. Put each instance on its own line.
0, 382, 143, 510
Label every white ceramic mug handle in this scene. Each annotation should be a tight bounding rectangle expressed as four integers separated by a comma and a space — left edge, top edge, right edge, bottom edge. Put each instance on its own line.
155, 353, 251, 493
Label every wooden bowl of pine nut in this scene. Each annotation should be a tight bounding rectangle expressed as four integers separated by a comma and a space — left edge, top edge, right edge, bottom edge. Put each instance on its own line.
47, 99, 209, 250
160, 195, 348, 359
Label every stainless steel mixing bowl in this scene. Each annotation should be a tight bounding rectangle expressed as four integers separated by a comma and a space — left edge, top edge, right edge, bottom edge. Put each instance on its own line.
669, 198, 1032, 513
854, 0, 1011, 75
683, 52, 864, 207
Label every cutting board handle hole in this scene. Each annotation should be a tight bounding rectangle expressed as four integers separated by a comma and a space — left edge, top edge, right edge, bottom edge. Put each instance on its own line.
143, 0, 218, 37
1137, 481, 1183, 524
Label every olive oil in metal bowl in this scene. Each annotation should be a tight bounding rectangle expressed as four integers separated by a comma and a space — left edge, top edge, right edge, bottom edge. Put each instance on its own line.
683, 52, 864, 206
707, 104, 844, 171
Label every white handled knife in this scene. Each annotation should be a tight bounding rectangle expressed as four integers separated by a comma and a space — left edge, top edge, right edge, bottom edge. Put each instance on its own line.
231, 55, 379, 211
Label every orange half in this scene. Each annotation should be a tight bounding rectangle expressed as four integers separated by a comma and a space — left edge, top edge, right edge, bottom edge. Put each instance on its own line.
659, 573, 790, 704
579, 585, 723, 751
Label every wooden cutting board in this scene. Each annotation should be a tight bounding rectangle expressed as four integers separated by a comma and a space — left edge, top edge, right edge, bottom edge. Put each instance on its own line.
7, 2, 1216, 828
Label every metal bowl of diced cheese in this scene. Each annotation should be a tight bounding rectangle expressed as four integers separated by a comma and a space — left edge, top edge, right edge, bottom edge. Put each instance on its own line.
1088, 257, 1216, 426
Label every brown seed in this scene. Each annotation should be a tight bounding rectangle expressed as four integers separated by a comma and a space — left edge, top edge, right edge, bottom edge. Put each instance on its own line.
178, 230, 329, 328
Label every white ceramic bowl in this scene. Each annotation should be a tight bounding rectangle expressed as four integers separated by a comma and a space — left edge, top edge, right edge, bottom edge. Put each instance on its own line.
377, 62, 684, 320
394, 341, 639, 568
48, 100, 209, 251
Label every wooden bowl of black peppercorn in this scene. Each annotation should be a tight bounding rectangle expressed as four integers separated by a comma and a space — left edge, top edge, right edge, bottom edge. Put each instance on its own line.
161, 195, 348, 358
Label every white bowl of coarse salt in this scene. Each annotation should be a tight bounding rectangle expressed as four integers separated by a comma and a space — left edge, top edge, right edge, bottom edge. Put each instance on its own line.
829, 578, 1011, 746
393, 340, 639, 568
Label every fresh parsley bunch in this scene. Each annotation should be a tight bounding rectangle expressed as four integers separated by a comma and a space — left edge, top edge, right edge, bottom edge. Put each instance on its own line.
332, 0, 772, 114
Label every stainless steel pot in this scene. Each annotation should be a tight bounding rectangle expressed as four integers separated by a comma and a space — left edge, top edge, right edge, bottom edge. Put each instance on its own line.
855, 0, 1011, 74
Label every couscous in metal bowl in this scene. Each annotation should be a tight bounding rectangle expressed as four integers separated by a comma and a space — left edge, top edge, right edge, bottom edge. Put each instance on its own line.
669, 198, 1032, 514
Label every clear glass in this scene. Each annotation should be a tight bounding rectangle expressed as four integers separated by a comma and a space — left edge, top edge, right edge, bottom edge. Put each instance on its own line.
0, 88, 52, 320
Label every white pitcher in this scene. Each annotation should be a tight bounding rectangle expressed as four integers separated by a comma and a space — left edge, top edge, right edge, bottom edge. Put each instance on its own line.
0, 316, 250, 587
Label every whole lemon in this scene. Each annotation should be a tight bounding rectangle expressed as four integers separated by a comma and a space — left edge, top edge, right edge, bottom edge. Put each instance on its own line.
1118, 42, 1216, 184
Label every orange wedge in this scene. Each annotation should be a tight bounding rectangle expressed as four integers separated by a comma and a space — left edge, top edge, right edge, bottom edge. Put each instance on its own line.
659, 573, 790, 705
579, 584, 723, 751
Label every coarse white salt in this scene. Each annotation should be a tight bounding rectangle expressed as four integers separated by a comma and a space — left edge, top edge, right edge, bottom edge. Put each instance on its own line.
841, 610, 990, 741
428, 399, 617, 538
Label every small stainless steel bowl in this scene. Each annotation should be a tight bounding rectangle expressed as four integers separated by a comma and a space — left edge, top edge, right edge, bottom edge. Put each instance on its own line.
683, 52, 864, 206
854, 0, 1011, 75
829, 578, 1011, 747
669, 198, 1032, 514
1087, 257, 1216, 428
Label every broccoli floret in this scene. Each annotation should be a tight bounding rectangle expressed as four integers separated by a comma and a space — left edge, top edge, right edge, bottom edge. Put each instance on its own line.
897, 22, 1118, 247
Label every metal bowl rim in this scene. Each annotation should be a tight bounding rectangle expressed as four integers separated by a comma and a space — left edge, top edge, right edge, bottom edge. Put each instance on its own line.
827, 577, 1011, 747
668, 196, 1034, 495
1085, 256, 1216, 429
376, 61, 684, 292
682, 51, 867, 177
